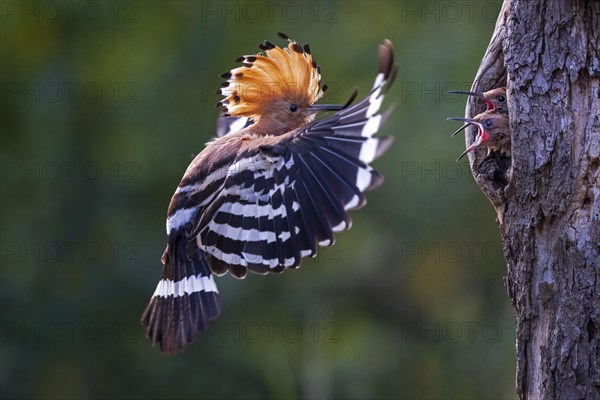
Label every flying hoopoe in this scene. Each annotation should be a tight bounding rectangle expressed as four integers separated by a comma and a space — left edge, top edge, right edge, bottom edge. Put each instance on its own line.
448, 87, 507, 137
448, 110, 510, 161
141, 33, 397, 354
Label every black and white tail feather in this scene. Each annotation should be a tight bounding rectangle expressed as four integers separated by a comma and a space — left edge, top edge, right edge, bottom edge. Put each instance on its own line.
141, 39, 396, 353
141, 236, 220, 354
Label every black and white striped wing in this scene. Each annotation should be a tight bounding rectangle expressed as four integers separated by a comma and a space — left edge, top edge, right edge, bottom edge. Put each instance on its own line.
195, 42, 396, 278
216, 116, 254, 138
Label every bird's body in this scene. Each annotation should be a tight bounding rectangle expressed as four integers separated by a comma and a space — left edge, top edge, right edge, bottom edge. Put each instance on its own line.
142, 34, 397, 354
482, 114, 511, 156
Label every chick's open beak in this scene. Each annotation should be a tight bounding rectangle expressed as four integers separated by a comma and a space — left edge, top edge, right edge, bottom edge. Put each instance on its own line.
447, 117, 487, 161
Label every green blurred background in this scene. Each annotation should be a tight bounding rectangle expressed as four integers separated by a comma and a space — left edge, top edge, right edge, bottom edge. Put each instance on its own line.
1, 1, 516, 399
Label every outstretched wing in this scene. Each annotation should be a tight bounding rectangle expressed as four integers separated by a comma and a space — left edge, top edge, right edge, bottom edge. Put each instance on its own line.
194, 40, 397, 278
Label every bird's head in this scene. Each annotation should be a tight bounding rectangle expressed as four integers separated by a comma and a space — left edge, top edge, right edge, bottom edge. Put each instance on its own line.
217, 33, 345, 133
482, 87, 507, 111
448, 111, 509, 161
448, 87, 507, 111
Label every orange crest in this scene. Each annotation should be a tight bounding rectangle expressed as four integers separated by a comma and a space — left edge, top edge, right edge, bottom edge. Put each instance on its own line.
218, 33, 324, 120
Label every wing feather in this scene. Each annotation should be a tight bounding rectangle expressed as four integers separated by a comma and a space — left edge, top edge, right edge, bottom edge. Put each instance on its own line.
179, 39, 396, 277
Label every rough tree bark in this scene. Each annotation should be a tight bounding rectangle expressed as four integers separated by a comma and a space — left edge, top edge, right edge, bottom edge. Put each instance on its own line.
462, 1, 600, 399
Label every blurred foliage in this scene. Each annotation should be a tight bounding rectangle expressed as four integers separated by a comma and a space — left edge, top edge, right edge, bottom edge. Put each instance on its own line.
1, 1, 515, 399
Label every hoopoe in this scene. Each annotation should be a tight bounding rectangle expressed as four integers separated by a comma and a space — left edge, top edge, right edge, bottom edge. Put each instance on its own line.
448, 87, 507, 137
448, 110, 511, 161
141, 33, 397, 354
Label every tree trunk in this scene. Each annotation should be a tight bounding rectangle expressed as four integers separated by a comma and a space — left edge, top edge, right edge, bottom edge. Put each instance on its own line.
463, 1, 600, 398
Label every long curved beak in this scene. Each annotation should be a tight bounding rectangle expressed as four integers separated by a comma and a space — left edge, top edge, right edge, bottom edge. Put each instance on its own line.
307, 104, 345, 112
447, 90, 484, 99
448, 90, 495, 110
307, 87, 359, 113
456, 137, 483, 161
447, 117, 470, 137
447, 117, 486, 161
450, 123, 468, 137
447, 117, 478, 125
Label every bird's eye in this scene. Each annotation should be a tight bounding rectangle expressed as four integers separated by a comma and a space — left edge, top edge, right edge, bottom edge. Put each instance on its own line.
289, 104, 298, 112
485, 119, 493, 127
497, 95, 506, 103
